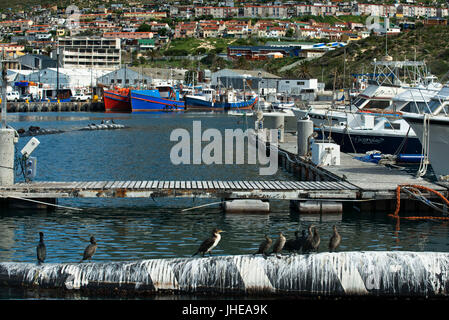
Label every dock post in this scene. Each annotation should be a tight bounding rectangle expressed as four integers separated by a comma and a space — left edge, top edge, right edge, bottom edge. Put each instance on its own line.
262, 114, 284, 143
296, 118, 313, 157
0, 128, 17, 186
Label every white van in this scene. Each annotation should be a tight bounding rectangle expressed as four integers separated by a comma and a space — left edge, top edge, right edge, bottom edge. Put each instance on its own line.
71, 92, 91, 101
6, 91, 20, 102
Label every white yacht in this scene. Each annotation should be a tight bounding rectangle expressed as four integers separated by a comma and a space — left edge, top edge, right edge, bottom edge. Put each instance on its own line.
292, 58, 440, 127
402, 86, 449, 180
292, 58, 443, 154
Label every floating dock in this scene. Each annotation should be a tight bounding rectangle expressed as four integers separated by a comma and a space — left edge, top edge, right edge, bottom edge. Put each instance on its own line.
0, 180, 358, 201
276, 131, 449, 213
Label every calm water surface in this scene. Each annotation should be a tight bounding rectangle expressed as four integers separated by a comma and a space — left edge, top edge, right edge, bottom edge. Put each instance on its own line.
1, 112, 449, 299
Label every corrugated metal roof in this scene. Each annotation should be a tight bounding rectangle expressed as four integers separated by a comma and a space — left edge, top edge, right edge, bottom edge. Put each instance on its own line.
213, 68, 280, 79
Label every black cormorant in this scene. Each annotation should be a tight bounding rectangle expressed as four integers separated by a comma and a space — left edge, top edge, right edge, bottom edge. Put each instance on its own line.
271, 232, 286, 257
311, 226, 320, 252
329, 225, 341, 252
302, 225, 315, 253
254, 234, 272, 256
80, 236, 97, 263
283, 231, 300, 253
297, 230, 308, 253
36, 232, 46, 265
192, 228, 224, 257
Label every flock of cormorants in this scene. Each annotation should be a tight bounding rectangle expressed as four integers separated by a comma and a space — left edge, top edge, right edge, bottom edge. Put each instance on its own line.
192, 225, 341, 258
35, 225, 340, 264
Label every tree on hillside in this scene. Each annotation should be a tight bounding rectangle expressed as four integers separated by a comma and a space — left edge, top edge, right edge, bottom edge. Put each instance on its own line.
148, 49, 161, 62
297, 62, 312, 79
286, 28, 295, 38
137, 23, 151, 32
234, 56, 250, 70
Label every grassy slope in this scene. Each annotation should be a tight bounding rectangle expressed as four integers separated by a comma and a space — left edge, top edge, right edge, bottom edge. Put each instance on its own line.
282, 25, 449, 89
157, 25, 449, 87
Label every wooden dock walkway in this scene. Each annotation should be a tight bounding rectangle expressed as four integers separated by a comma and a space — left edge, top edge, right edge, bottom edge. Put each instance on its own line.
0, 180, 358, 200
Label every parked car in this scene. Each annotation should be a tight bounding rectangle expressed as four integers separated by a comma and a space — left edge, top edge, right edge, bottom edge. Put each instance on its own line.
20, 94, 33, 102
70, 92, 91, 101
6, 91, 20, 102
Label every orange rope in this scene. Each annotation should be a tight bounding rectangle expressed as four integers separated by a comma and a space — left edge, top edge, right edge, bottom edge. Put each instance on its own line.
388, 184, 449, 221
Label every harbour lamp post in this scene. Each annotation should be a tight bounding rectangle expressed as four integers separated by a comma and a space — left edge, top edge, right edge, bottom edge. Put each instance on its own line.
258, 71, 262, 110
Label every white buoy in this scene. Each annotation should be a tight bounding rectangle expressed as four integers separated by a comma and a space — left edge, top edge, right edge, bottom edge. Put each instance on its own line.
298, 200, 343, 214
223, 199, 270, 214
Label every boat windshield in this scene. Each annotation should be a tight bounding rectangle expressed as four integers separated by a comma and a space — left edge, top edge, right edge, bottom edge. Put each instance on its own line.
364, 99, 390, 109
352, 97, 367, 108
423, 99, 449, 115
401, 101, 431, 113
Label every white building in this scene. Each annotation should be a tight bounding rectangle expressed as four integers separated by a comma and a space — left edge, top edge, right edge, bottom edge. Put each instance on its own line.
56, 37, 121, 69
211, 69, 280, 89
15, 67, 110, 98
260, 78, 320, 95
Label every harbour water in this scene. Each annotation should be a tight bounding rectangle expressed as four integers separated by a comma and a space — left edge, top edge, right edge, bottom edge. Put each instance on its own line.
1, 112, 449, 299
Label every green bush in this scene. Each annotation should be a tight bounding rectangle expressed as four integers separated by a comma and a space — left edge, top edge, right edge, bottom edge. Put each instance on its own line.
164, 49, 190, 56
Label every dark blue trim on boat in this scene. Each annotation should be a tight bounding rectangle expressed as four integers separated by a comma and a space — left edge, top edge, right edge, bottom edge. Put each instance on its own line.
315, 129, 422, 154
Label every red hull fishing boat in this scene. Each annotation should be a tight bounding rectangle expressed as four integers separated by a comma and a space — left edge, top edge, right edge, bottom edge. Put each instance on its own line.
103, 88, 131, 113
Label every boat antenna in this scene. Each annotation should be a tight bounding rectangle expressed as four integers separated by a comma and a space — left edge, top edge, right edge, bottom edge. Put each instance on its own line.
385, 16, 388, 57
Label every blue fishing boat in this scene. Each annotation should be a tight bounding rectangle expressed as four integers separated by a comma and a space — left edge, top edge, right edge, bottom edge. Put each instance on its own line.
185, 89, 258, 112
131, 86, 185, 113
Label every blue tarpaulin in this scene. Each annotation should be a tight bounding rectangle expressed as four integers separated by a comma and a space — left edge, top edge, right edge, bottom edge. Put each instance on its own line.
354, 153, 424, 164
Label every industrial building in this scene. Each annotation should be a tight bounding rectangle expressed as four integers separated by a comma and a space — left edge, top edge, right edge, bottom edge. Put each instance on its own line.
211, 68, 280, 91
97, 67, 152, 88
227, 45, 300, 60
17, 54, 58, 70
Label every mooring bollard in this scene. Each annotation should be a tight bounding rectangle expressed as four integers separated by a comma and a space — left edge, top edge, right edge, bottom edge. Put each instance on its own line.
0, 128, 18, 186
296, 118, 313, 157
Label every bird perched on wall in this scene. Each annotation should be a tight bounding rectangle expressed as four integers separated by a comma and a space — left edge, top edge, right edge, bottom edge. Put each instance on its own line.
302, 225, 315, 253
36, 232, 46, 265
283, 231, 301, 253
192, 228, 224, 257
254, 234, 272, 257
80, 236, 97, 263
297, 230, 308, 253
329, 225, 341, 252
311, 226, 320, 252
271, 232, 286, 258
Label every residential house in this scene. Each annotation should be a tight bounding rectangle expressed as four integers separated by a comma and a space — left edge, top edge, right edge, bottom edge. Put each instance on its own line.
103, 32, 155, 40
174, 22, 198, 38
243, 6, 289, 19
194, 6, 239, 18
295, 4, 338, 16
356, 3, 397, 16
123, 12, 167, 20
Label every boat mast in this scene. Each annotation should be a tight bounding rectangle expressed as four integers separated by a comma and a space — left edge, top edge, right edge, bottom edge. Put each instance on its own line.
1, 49, 6, 129
124, 64, 127, 88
